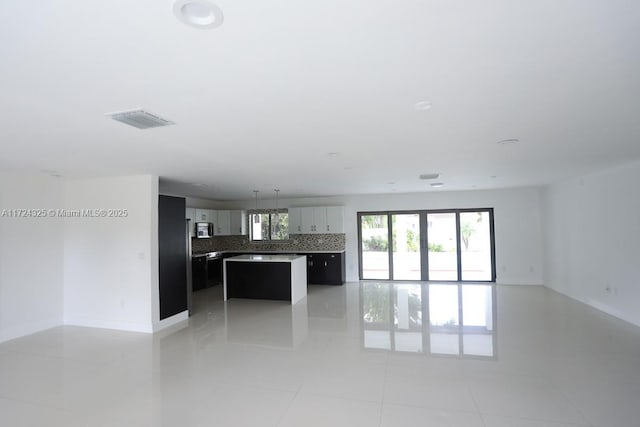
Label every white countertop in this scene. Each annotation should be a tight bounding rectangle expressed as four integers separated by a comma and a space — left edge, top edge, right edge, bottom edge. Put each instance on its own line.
224, 254, 306, 263
222, 250, 345, 254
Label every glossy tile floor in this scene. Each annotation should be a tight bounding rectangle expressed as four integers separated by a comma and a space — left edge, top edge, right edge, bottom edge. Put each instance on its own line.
1, 283, 640, 427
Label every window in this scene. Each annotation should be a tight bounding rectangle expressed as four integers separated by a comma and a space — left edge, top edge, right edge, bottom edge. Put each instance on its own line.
249, 210, 289, 241
358, 209, 495, 281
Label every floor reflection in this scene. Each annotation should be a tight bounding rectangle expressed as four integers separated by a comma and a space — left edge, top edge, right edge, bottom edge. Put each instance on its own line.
225, 299, 309, 348
360, 282, 497, 359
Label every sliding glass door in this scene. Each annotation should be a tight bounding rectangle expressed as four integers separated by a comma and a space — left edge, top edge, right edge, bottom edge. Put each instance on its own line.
426, 212, 458, 281
358, 209, 495, 282
460, 211, 492, 281
360, 214, 390, 279
392, 213, 421, 280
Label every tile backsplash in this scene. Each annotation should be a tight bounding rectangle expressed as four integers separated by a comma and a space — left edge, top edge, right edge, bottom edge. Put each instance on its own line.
192, 233, 345, 254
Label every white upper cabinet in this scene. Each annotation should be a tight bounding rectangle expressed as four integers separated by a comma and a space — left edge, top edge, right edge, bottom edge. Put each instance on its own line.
300, 207, 315, 234
312, 207, 327, 233
230, 210, 247, 235
195, 208, 216, 223
325, 206, 344, 233
216, 210, 231, 236
288, 208, 302, 234
192, 209, 247, 236
293, 206, 344, 234
189, 207, 341, 236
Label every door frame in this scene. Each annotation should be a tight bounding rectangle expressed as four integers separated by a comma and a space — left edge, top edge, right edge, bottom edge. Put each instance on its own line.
358, 208, 496, 282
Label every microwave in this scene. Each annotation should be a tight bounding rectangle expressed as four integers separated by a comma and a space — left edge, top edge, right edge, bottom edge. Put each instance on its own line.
195, 222, 214, 238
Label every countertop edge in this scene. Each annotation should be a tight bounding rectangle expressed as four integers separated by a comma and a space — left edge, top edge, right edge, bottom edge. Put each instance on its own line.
193, 250, 345, 257
224, 255, 307, 263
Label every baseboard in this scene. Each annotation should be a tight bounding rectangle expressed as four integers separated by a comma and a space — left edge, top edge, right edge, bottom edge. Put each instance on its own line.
153, 310, 188, 332
64, 316, 153, 333
545, 285, 640, 328
0, 319, 62, 344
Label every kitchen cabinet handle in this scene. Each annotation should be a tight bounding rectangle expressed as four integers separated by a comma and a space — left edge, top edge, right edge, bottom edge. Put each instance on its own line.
327, 225, 329, 231
324, 261, 327, 267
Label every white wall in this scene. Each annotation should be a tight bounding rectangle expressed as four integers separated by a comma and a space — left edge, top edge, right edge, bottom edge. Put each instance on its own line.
218, 187, 544, 285
183, 196, 227, 209
64, 175, 159, 333
543, 160, 640, 327
0, 173, 64, 343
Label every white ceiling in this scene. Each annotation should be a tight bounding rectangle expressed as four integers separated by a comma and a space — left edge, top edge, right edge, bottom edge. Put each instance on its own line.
1, 0, 639, 200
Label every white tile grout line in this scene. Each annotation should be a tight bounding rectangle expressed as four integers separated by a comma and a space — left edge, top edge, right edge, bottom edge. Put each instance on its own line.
466, 379, 489, 427
550, 377, 597, 427
275, 389, 299, 427
378, 352, 391, 427
468, 376, 593, 427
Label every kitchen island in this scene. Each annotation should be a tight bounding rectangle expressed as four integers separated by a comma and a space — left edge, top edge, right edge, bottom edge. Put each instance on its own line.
223, 255, 307, 304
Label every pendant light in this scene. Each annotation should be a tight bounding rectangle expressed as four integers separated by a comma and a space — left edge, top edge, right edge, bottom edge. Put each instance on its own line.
253, 190, 259, 223
274, 189, 280, 232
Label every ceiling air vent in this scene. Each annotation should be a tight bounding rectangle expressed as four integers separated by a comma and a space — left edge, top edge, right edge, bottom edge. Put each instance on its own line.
106, 109, 175, 129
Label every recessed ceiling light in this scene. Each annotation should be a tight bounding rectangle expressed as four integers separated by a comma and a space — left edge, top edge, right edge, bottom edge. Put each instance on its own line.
328, 152, 340, 157
430, 182, 444, 188
497, 138, 520, 145
415, 101, 432, 111
490, 175, 497, 179
387, 182, 395, 185
419, 173, 440, 180
174, 0, 224, 29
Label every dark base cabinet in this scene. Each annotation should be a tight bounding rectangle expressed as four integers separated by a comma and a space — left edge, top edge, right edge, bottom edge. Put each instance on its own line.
207, 257, 222, 286
305, 252, 345, 285
192, 256, 207, 291
192, 255, 222, 291
226, 261, 292, 301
